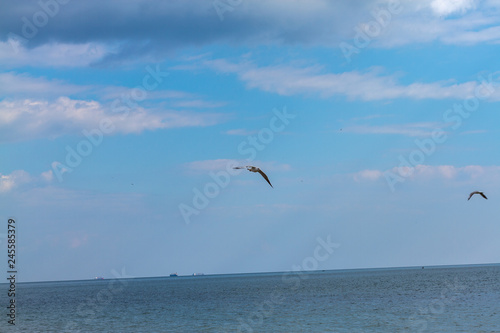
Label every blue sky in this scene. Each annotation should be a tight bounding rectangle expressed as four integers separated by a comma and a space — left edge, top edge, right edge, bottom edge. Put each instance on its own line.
1, 0, 500, 282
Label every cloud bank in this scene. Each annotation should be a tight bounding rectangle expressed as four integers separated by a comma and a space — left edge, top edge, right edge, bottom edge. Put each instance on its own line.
2, 0, 500, 65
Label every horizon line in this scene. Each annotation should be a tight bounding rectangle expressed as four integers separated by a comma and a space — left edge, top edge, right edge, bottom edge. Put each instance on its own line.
4, 261, 499, 285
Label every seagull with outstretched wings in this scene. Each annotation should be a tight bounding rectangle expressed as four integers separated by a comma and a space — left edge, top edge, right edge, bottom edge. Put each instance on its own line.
233, 166, 273, 188
468, 191, 487, 200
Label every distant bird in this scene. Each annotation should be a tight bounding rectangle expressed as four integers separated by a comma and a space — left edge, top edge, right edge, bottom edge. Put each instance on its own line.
468, 191, 487, 200
233, 166, 273, 188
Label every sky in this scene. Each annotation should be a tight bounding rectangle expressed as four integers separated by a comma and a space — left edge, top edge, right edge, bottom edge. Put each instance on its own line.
1, 0, 500, 282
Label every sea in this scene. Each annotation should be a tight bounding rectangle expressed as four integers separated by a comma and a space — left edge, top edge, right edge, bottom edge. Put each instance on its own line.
0, 264, 499, 332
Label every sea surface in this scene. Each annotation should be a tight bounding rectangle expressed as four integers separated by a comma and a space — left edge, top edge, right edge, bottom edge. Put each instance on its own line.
1, 264, 499, 332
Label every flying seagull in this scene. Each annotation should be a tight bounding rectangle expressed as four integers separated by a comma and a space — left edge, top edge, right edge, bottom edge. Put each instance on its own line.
233, 166, 273, 188
468, 191, 487, 200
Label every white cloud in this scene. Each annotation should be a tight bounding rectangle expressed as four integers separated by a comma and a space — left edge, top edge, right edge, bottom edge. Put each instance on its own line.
355, 164, 500, 183
41, 170, 54, 182
0, 169, 54, 193
0, 72, 89, 99
354, 169, 384, 181
341, 2, 500, 48
430, 0, 478, 16
204, 59, 482, 101
1, 71, 228, 109
0, 72, 228, 142
0, 97, 225, 142
0, 170, 31, 193
0, 40, 110, 68
441, 25, 500, 44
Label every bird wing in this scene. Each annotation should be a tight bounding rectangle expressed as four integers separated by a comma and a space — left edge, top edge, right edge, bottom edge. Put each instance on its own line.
257, 169, 273, 188
468, 191, 487, 200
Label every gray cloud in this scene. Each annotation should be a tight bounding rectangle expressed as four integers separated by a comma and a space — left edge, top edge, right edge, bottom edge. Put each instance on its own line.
2, 0, 500, 66
0, 0, 367, 63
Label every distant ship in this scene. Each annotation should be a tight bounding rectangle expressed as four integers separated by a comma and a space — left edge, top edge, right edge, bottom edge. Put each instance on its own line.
94, 276, 104, 280
192, 273, 204, 276
170, 273, 178, 277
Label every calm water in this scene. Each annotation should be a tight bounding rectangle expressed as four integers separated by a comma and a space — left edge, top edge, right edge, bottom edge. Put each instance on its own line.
1, 265, 499, 332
